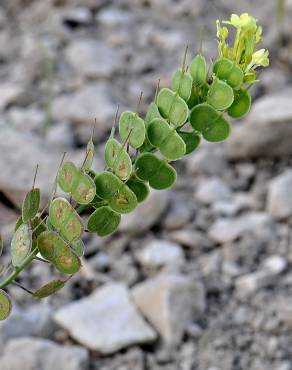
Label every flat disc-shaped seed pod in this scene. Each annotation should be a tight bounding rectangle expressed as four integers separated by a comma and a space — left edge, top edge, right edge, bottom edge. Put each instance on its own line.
37, 230, 65, 261
94, 171, 122, 200
147, 118, 171, 148
207, 78, 234, 111
105, 139, 132, 180
190, 103, 219, 132
57, 162, 77, 193
53, 245, 81, 275
49, 198, 84, 243
160, 132, 186, 161
178, 131, 201, 155
104, 138, 121, 168
11, 223, 32, 267
22, 188, 40, 223
14, 216, 23, 232
171, 69, 193, 101
227, 64, 244, 90
109, 184, 138, 214
119, 111, 145, 149
187, 85, 201, 109
71, 239, 85, 257
149, 162, 177, 190
190, 54, 207, 86
71, 171, 96, 204
228, 88, 251, 119
82, 139, 94, 172
126, 178, 149, 203
145, 102, 160, 125
213, 58, 243, 90
33, 279, 66, 298
157, 88, 188, 127
135, 153, 161, 182
0, 289, 12, 320
87, 206, 121, 236
31, 216, 47, 239
203, 116, 231, 142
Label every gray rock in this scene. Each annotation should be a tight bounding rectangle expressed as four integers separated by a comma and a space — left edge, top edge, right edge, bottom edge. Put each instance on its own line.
8, 106, 44, 132
62, 7, 92, 25
267, 170, 292, 220
131, 274, 205, 346
195, 177, 232, 205
0, 83, 27, 110
169, 229, 212, 249
226, 89, 292, 158
119, 190, 169, 234
65, 40, 119, 79
54, 283, 157, 354
162, 195, 193, 230
0, 337, 88, 370
146, 0, 204, 17
96, 7, 132, 28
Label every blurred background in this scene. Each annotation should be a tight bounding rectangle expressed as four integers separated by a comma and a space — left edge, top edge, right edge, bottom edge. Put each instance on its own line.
0, 0, 292, 369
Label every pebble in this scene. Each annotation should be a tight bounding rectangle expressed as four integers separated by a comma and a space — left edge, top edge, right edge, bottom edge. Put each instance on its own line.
267, 170, 292, 220
195, 177, 232, 205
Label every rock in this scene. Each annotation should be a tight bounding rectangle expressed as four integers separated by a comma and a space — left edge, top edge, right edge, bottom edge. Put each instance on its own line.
52, 84, 115, 137
64, 40, 120, 79
0, 337, 88, 370
8, 106, 44, 132
146, 0, 204, 17
96, 7, 132, 28
136, 239, 185, 269
168, 229, 212, 249
131, 274, 205, 346
212, 193, 255, 217
263, 255, 287, 275
62, 7, 92, 26
195, 177, 232, 205
0, 83, 28, 110
226, 89, 292, 158
162, 194, 193, 230
119, 190, 169, 234
54, 283, 157, 354
208, 212, 273, 244
267, 170, 292, 220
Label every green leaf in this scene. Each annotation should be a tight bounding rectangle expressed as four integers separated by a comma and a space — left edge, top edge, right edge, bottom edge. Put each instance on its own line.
11, 223, 32, 267
22, 188, 40, 223
119, 111, 145, 148
87, 206, 121, 236
104, 138, 132, 180
228, 88, 251, 118
207, 78, 234, 110
157, 88, 188, 127
0, 290, 12, 321
190, 54, 207, 86
33, 279, 66, 298
171, 68, 193, 101
126, 177, 149, 203
177, 131, 201, 155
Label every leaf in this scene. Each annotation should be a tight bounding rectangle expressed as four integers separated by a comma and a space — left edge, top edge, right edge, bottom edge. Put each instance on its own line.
87, 206, 121, 236
119, 111, 146, 148
190, 54, 207, 86
0, 289, 12, 321
33, 279, 66, 298
22, 188, 40, 223
228, 88, 251, 119
157, 88, 188, 127
104, 138, 132, 180
171, 69, 193, 101
178, 131, 201, 155
11, 223, 32, 267
207, 78, 234, 110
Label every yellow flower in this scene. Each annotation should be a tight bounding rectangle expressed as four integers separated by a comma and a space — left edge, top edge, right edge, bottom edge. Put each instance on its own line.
223, 13, 257, 31
246, 49, 269, 71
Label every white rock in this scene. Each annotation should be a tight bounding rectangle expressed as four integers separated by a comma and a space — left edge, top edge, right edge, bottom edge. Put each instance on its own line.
97, 8, 132, 28
263, 255, 287, 275
195, 177, 232, 205
0, 337, 88, 370
136, 239, 184, 269
54, 283, 157, 354
62, 7, 92, 25
267, 170, 292, 220
131, 274, 205, 346
235, 270, 277, 295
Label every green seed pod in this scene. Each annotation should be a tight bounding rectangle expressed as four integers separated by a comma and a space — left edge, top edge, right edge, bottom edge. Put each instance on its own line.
53, 245, 81, 275
108, 184, 138, 214
94, 171, 121, 201
22, 188, 40, 223
207, 78, 234, 110
203, 115, 231, 142
37, 230, 63, 261
87, 206, 121, 236
31, 216, 47, 239
157, 88, 188, 127
228, 88, 251, 119
135, 153, 160, 182
126, 177, 149, 203
82, 138, 94, 172
119, 111, 145, 149
177, 131, 201, 154
147, 118, 170, 147
11, 223, 32, 267
57, 162, 77, 193
190, 103, 219, 132
14, 216, 23, 232
145, 102, 160, 125
0, 289, 12, 321
149, 161, 177, 190
190, 54, 207, 86
171, 68, 193, 101
33, 279, 66, 298
213, 58, 244, 90
71, 239, 85, 257
49, 198, 84, 243
104, 138, 132, 181
71, 170, 96, 205
160, 133, 186, 161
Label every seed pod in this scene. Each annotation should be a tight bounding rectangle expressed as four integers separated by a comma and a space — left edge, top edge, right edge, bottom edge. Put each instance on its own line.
31, 216, 47, 239
119, 111, 145, 148
49, 198, 84, 243
157, 88, 188, 127
213, 58, 243, 90
82, 138, 94, 172
57, 162, 76, 193
108, 184, 138, 214
87, 206, 121, 236
207, 78, 234, 110
171, 68, 193, 101
11, 223, 32, 267
33, 279, 66, 298
71, 239, 85, 257
14, 216, 23, 232
38, 230, 64, 261
0, 290, 12, 320
104, 138, 132, 180
190, 54, 207, 86
94, 172, 121, 201
177, 131, 201, 154
126, 177, 149, 203
149, 161, 177, 190
145, 102, 160, 125
228, 88, 251, 119
135, 153, 160, 182
22, 188, 40, 223
53, 245, 81, 275
203, 115, 231, 142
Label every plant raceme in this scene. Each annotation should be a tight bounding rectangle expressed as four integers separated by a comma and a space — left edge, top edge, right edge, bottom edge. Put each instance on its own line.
0, 13, 269, 320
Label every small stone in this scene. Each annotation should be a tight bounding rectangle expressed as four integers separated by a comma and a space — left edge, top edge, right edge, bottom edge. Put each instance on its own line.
263, 255, 287, 275
162, 194, 193, 230
267, 170, 292, 220
0, 337, 88, 370
131, 274, 205, 346
54, 283, 156, 354
169, 229, 212, 249
0, 83, 28, 110
235, 270, 277, 294
195, 177, 232, 205
96, 7, 132, 28
62, 7, 92, 26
